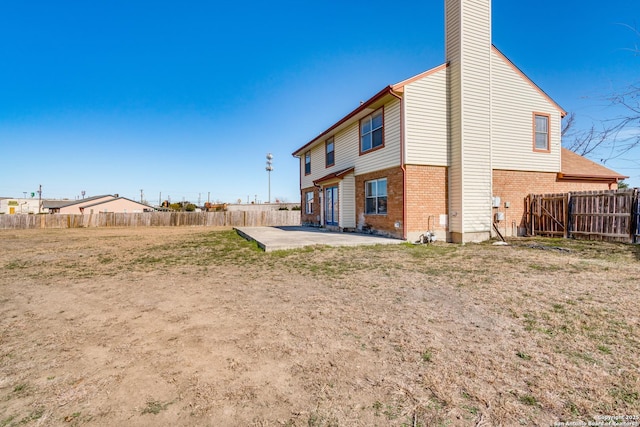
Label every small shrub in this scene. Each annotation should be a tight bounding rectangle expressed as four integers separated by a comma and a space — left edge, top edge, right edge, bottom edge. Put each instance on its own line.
373, 401, 383, 416
142, 400, 171, 415
519, 394, 537, 406
1, 415, 16, 427
597, 344, 612, 354
13, 383, 27, 393
610, 386, 639, 404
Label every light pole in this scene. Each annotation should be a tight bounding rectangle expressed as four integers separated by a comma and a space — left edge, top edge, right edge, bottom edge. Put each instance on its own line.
265, 153, 274, 203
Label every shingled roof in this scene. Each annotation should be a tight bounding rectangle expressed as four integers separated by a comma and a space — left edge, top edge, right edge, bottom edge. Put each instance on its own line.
559, 148, 628, 181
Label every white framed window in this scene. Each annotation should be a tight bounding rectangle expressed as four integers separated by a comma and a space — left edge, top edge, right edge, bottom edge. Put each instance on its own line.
304, 151, 311, 175
365, 178, 387, 215
305, 191, 314, 214
533, 113, 550, 152
325, 137, 335, 167
360, 108, 384, 153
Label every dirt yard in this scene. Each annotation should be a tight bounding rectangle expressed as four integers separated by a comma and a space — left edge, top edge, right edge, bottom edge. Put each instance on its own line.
1, 227, 639, 426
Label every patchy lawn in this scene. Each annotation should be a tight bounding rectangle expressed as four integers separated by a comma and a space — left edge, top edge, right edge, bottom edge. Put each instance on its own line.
0, 227, 638, 426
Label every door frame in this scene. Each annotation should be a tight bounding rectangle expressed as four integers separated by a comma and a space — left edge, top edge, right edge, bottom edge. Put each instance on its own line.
325, 186, 339, 226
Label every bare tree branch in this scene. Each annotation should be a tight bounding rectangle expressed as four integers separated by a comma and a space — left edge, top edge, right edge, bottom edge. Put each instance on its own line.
563, 24, 639, 161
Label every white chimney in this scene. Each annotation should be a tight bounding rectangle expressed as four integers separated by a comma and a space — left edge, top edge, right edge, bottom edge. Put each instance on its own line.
445, 0, 493, 243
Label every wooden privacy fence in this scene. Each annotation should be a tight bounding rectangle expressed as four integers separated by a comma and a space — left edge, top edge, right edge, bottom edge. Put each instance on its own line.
0, 210, 301, 230
526, 189, 639, 243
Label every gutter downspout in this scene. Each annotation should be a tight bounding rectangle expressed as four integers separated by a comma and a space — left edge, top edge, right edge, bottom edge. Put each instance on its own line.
389, 89, 407, 240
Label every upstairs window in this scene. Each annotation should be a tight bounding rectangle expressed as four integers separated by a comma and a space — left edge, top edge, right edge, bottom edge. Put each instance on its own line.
365, 178, 387, 215
534, 113, 550, 152
325, 137, 335, 167
304, 151, 311, 175
360, 108, 384, 153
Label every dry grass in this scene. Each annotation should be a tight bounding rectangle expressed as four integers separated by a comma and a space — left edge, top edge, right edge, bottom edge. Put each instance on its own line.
0, 227, 639, 426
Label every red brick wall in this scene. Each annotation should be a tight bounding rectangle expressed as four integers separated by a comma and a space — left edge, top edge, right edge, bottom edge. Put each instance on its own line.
355, 167, 404, 239
492, 169, 617, 235
302, 167, 617, 239
300, 186, 320, 226
404, 165, 448, 239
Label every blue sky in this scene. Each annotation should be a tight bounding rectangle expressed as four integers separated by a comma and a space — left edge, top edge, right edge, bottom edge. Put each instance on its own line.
1, 0, 638, 204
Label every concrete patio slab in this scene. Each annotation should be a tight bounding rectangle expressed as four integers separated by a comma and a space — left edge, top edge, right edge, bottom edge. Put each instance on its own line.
235, 226, 405, 252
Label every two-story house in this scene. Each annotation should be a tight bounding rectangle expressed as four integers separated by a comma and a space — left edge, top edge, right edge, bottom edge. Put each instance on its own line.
292, 0, 626, 243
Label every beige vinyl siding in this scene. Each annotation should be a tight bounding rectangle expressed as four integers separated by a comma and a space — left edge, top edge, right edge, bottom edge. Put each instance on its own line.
404, 69, 449, 166
448, 62, 463, 233
445, 0, 461, 55
491, 49, 562, 172
339, 173, 356, 228
333, 123, 360, 171
446, 0, 493, 238
299, 122, 361, 190
299, 143, 326, 189
446, 0, 462, 233
356, 98, 402, 175
299, 97, 400, 189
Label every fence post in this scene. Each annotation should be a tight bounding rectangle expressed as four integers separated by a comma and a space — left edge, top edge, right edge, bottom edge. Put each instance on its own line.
633, 189, 639, 244
530, 194, 536, 236
564, 192, 571, 239
526, 195, 531, 236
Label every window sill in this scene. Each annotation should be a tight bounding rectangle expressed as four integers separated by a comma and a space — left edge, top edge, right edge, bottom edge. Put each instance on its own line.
359, 144, 385, 156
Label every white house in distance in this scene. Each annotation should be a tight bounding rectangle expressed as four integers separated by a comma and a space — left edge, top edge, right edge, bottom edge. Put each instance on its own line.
0, 197, 43, 214
292, 0, 626, 243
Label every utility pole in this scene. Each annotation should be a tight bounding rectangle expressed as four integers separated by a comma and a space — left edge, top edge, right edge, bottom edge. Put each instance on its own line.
37, 184, 42, 214
265, 153, 274, 203
140, 189, 144, 203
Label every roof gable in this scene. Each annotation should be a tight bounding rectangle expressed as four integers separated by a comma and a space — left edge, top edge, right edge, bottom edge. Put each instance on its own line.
313, 167, 355, 186
83, 197, 153, 209
491, 45, 566, 117
391, 63, 448, 92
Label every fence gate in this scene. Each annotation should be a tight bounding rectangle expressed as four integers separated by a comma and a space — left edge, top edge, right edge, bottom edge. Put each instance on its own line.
527, 193, 568, 238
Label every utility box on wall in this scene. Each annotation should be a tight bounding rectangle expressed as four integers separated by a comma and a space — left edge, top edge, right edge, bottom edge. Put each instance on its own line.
495, 212, 505, 221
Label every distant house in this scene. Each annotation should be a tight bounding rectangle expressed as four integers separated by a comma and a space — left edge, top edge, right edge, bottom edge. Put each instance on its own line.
292, 0, 626, 243
46, 195, 154, 214
0, 197, 42, 214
